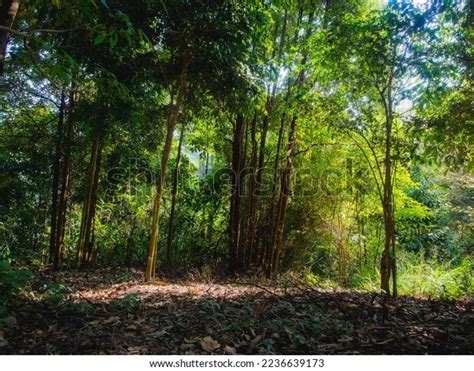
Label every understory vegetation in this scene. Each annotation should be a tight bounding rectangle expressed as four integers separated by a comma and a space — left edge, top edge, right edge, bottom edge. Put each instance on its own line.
0, 0, 473, 317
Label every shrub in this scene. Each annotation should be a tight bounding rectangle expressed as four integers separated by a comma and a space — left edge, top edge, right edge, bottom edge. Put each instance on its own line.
0, 257, 32, 315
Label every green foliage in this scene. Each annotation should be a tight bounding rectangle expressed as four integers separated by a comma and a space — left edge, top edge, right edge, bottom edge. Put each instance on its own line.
42, 283, 74, 306
110, 293, 141, 312
397, 254, 473, 299
0, 258, 32, 315
0, 0, 472, 299
352, 251, 473, 299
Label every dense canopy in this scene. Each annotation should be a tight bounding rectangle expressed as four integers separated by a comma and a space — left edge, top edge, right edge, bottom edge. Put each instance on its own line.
0, 0, 472, 355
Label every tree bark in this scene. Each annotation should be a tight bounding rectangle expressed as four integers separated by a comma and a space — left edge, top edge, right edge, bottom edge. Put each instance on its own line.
165, 122, 185, 267
246, 109, 270, 266
267, 9, 314, 275
262, 84, 291, 267
269, 114, 297, 274
145, 59, 189, 281
245, 114, 258, 267
125, 223, 136, 267
48, 90, 66, 263
53, 86, 76, 270
77, 123, 103, 267
229, 114, 245, 273
0, 0, 20, 76
239, 115, 251, 269
380, 80, 397, 297
251, 7, 292, 269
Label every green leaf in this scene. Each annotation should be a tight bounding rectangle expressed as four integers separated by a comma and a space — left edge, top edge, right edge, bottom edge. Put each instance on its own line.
94, 34, 106, 45
109, 33, 118, 49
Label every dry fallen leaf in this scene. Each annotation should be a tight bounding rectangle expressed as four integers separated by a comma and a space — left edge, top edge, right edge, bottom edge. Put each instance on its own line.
0, 332, 8, 348
186, 288, 198, 295
224, 345, 237, 355
153, 280, 168, 286
338, 335, 353, 343
249, 335, 263, 351
104, 316, 120, 324
3, 316, 16, 326
254, 302, 266, 316
184, 337, 200, 344
201, 336, 220, 353
180, 343, 196, 351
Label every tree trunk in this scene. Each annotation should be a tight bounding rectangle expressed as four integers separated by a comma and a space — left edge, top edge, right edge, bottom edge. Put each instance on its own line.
380, 83, 397, 297
77, 121, 103, 267
262, 84, 291, 267
246, 110, 270, 266
165, 122, 185, 267
381, 205, 395, 296
247, 10, 290, 269
48, 90, 66, 263
245, 114, 258, 267
145, 59, 189, 281
267, 9, 314, 275
271, 113, 287, 198
239, 115, 251, 269
0, 0, 20, 76
125, 223, 136, 267
229, 114, 245, 273
269, 114, 297, 274
53, 87, 76, 270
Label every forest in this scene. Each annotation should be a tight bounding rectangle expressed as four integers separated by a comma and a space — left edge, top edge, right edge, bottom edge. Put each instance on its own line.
0, 0, 473, 355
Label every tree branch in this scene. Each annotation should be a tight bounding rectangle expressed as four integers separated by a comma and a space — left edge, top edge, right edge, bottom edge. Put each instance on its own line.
343, 128, 384, 204
0, 25, 80, 38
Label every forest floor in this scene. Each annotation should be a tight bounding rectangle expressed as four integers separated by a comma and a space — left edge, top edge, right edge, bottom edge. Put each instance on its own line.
1, 268, 473, 355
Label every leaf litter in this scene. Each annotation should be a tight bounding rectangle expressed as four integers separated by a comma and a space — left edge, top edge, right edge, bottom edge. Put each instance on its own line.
1, 268, 472, 355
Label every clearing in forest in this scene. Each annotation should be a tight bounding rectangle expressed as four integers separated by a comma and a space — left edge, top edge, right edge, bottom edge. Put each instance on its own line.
1, 269, 472, 355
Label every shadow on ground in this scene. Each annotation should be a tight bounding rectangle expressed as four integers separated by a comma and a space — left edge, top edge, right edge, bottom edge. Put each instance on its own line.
1, 268, 473, 355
